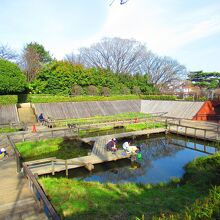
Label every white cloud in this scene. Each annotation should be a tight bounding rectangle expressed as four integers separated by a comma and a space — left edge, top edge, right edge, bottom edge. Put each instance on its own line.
96, 0, 220, 57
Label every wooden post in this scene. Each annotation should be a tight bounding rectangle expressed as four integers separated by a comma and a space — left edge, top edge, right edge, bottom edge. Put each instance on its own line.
185, 127, 187, 136
52, 160, 55, 175
22, 133, 25, 142
217, 126, 219, 140
204, 130, 206, 139
176, 125, 178, 134
65, 160, 68, 176
194, 128, 196, 138
51, 131, 54, 138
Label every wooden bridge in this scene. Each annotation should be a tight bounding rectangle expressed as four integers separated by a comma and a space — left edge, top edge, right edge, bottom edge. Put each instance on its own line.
26, 150, 130, 176
25, 128, 166, 176
167, 120, 220, 142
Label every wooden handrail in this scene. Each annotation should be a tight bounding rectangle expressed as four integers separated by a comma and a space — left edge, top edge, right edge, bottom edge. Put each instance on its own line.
167, 122, 220, 132
25, 157, 57, 166
23, 164, 60, 220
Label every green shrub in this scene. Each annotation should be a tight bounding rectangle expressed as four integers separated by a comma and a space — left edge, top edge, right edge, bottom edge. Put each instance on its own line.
0, 95, 17, 104
30, 61, 156, 95
121, 86, 131, 95
71, 85, 83, 96
0, 59, 27, 94
87, 85, 99, 96
101, 87, 111, 96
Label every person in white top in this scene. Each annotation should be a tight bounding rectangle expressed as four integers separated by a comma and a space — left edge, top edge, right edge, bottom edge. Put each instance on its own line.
123, 141, 130, 151
123, 141, 138, 153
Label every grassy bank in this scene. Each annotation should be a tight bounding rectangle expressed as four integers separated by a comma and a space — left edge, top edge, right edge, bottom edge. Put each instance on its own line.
55, 112, 149, 127
16, 122, 164, 161
79, 122, 164, 137
0, 127, 20, 133
16, 137, 92, 161
39, 153, 220, 220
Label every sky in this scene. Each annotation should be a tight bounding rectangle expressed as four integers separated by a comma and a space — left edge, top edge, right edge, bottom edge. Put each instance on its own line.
0, 0, 220, 72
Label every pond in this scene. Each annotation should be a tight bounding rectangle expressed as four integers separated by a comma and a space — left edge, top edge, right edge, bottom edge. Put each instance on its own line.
56, 134, 217, 184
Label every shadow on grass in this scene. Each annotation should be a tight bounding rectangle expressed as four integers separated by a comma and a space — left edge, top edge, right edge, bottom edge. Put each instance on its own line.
18, 137, 93, 162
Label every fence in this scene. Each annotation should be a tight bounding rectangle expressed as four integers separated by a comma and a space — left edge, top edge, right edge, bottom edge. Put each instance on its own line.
167, 120, 220, 142
23, 163, 60, 220
7, 135, 22, 173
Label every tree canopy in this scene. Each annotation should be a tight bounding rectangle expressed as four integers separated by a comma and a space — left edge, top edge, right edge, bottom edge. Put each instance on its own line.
188, 71, 220, 90
0, 59, 27, 94
21, 42, 53, 82
26, 42, 52, 63
30, 60, 157, 95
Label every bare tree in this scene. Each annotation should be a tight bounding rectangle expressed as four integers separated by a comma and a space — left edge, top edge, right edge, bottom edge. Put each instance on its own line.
139, 53, 187, 86
78, 37, 148, 74
0, 44, 18, 61
65, 52, 83, 65
22, 47, 41, 82
67, 37, 187, 88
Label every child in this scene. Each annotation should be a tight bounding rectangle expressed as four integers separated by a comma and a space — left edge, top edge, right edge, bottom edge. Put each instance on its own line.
0, 148, 9, 158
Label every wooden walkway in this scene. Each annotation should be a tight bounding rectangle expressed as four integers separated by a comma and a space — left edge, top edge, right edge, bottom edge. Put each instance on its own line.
27, 128, 166, 175
27, 150, 130, 175
82, 128, 166, 143
167, 120, 220, 142
0, 153, 47, 220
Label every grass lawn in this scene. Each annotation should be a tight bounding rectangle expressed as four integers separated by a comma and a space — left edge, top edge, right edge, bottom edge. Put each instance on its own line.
39, 153, 220, 220
16, 137, 92, 161
78, 122, 164, 137
55, 112, 150, 127
0, 127, 20, 133
16, 121, 164, 161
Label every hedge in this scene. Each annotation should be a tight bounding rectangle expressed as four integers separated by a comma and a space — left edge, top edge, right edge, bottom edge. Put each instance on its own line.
29, 94, 141, 103
141, 95, 177, 100
0, 95, 17, 104
0, 94, 185, 104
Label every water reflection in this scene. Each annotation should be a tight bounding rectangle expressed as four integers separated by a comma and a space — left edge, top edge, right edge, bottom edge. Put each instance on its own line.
58, 135, 217, 184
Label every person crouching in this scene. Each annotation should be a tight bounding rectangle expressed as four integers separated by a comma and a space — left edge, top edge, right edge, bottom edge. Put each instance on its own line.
106, 138, 118, 152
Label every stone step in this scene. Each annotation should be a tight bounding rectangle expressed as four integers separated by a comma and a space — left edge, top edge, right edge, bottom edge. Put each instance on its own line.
17, 107, 37, 124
